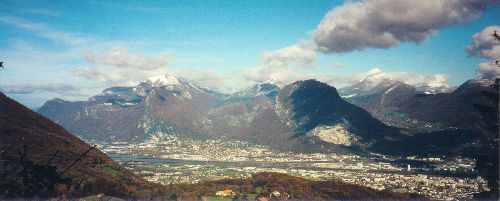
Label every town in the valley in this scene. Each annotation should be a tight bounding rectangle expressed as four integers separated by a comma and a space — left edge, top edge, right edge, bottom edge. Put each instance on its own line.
92, 135, 489, 200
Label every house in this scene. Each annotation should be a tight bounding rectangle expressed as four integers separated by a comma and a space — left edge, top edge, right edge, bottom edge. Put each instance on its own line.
215, 189, 235, 197
271, 191, 281, 197
257, 197, 269, 201
270, 191, 290, 200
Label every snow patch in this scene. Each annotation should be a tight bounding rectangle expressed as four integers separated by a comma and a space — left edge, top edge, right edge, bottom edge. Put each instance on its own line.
144, 74, 180, 87
341, 94, 357, 99
264, 77, 285, 88
133, 86, 148, 96
103, 90, 117, 95
182, 91, 192, 99
468, 78, 495, 87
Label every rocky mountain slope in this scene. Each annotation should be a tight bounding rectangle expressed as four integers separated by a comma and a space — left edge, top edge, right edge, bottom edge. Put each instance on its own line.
340, 78, 498, 156
342, 78, 497, 133
39, 75, 220, 142
38, 75, 408, 154
277, 80, 402, 143
339, 72, 449, 104
38, 74, 497, 156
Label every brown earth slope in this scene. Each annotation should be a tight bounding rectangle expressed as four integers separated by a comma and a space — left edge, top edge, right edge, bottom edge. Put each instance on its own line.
0, 92, 159, 198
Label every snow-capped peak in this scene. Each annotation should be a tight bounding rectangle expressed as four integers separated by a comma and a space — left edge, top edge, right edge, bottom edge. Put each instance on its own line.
144, 74, 180, 87
414, 75, 449, 94
263, 77, 285, 89
359, 73, 393, 85
354, 73, 395, 92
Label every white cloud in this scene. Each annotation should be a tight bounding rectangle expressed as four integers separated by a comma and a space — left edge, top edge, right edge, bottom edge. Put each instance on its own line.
71, 66, 169, 87
234, 40, 322, 89
72, 67, 128, 86
466, 25, 500, 59
261, 40, 317, 68
352, 67, 449, 88
0, 83, 82, 95
241, 64, 346, 88
168, 68, 237, 92
86, 47, 174, 70
466, 25, 500, 79
478, 61, 500, 79
314, 0, 496, 53
0, 16, 171, 106
73, 47, 175, 86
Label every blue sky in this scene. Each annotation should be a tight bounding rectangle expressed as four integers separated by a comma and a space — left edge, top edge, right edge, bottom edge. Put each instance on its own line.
0, 0, 499, 107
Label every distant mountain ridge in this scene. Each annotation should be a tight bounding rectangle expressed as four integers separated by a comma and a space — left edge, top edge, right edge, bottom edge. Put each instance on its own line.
38, 74, 498, 156
339, 72, 449, 101
39, 74, 220, 141
341, 77, 497, 133
339, 77, 498, 156
38, 75, 408, 154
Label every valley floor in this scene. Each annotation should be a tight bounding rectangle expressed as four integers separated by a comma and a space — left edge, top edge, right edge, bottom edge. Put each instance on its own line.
92, 136, 489, 200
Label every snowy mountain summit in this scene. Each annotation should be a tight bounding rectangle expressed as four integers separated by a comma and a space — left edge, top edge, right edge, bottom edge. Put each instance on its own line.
144, 74, 181, 87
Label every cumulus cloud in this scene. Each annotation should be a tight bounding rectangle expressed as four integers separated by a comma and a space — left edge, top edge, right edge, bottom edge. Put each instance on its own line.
71, 66, 169, 87
72, 67, 127, 86
261, 41, 317, 68
477, 62, 500, 79
241, 64, 347, 88
73, 47, 247, 93
314, 0, 495, 53
0, 83, 82, 95
233, 40, 322, 89
242, 66, 303, 84
466, 25, 500, 79
84, 47, 174, 70
166, 68, 234, 92
466, 25, 500, 59
73, 47, 175, 86
353, 67, 449, 88
72, 65, 242, 93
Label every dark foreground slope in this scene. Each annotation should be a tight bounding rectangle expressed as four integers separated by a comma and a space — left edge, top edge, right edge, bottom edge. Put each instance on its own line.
0, 92, 158, 198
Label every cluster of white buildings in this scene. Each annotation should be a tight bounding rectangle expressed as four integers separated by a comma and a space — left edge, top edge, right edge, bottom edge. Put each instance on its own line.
95, 137, 490, 200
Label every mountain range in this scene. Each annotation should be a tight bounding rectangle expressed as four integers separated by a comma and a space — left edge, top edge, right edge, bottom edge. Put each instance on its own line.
0, 91, 420, 199
339, 76, 498, 156
38, 74, 498, 157
340, 76, 497, 135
